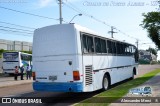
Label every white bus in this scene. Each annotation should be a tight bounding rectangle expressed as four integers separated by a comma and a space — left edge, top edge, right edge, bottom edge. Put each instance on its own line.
32, 24, 138, 92
2, 52, 32, 74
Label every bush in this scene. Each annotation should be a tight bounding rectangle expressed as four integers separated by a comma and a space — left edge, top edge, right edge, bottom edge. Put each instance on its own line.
150, 61, 158, 64
21, 51, 32, 54
138, 59, 150, 64
0, 49, 4, 54
0, 49, 4, 58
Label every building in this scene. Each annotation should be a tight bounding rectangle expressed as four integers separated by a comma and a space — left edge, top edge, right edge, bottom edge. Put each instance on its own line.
0, 39, 32, 51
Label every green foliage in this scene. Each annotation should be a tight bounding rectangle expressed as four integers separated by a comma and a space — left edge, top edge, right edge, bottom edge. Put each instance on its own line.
150, 61, 158, 65
21, 50, 32, 54
0, 49, 5, 58
0, 49, 5, 54
76, 69, 160, 106
141, 12, 160, 49
138, 59, 150, 64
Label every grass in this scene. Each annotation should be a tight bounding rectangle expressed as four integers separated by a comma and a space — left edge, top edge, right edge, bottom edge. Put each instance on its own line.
75, 69, 160, 106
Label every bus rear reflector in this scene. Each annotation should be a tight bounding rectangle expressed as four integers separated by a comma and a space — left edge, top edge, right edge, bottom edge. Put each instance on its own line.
73, 71, 80, 81
32, 72, 36, 80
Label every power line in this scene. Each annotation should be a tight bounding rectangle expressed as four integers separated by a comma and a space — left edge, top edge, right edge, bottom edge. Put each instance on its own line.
63, 2, 111, 27
0, 21, 36, 29
0, 28, 33, 35
64, 1, 95, 18
0, 25, 33, 33
0, 6, 68, 23
0, 6, 58, 20
0, 31, 32, 37
64, 1, 139, 40
0, 21, 33, 37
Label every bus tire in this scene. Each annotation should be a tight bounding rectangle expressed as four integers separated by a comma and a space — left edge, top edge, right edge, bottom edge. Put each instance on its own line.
102, 75, 109, 91
132, 71, 134, 79
131, 68, 136, 80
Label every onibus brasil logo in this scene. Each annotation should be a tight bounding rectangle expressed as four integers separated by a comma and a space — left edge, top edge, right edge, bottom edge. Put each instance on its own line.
128, 86, 152, 96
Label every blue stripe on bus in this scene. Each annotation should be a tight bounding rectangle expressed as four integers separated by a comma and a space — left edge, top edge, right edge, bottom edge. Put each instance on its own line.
33, 82, 83, 92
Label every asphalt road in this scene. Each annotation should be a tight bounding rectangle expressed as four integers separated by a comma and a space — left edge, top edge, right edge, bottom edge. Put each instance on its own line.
0, 64, 160, 106
136, 64, 160, 78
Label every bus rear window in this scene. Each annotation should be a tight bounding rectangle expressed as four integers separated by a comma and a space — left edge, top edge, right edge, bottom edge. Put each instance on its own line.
3, 52, 18, 61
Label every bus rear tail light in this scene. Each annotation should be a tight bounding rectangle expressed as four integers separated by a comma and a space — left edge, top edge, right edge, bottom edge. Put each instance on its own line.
32, 72, 36, 80
73, 71, 80, 81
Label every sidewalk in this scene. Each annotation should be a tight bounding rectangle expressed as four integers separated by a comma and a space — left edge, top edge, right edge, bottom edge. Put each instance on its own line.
0, 76, 33, 88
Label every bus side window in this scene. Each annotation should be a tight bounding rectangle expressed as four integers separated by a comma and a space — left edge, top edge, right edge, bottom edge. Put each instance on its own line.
116, 42, 121, 55
82, 35, 88, 53
82, 34, 94, 54
87, 36, 94, 53
120, 43, 123, 55
112, 42, 116, 54
95, 37, 101, 53
121, 43, 125, 55
101, 39, 107, 53
21, 55, 23, 60
129, 46, 132, 54
124, 44, 127, 55
125, 45, 130, 55
107, 40, 112, 54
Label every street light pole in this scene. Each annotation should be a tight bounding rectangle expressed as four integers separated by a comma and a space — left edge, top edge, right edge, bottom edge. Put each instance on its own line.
69, 14, 82, 23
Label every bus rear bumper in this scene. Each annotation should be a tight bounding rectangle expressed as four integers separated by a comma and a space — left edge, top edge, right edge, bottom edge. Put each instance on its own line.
33, 82, 83, 92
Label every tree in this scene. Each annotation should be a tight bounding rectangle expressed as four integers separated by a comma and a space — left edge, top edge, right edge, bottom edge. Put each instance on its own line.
141, 12, 160, 49
146, 47, 157, 56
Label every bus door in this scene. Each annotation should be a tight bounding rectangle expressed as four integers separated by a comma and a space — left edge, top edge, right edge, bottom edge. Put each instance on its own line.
81, 34, 94, 91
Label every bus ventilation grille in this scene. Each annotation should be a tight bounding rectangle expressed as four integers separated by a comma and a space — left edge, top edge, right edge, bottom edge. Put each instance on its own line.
85, 65, 93, 86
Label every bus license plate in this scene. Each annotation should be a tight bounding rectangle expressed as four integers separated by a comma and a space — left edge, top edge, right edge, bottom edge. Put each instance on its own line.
49, 76, 57, 81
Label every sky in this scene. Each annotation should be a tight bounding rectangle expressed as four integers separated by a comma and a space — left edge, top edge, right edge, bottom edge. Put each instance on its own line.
0, 0, 159, 60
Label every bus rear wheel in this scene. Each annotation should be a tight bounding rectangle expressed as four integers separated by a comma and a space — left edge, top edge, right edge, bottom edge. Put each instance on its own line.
130, 72, 134, 80
102, 75, 109, 91
131, 68, 136, 80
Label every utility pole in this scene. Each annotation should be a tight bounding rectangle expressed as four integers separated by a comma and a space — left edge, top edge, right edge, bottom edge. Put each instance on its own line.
108, 26, 117, 38
58, 0, 63, 24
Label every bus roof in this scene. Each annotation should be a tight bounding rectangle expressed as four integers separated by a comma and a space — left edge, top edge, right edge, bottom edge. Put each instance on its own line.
35, 24, 136, 47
